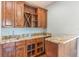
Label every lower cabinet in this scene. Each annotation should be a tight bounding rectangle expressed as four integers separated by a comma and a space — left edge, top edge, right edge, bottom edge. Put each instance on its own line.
2, 43, 15, 57
0, 38, 45, 57
45, 40, 58, 57
26, 38, 45, 57
45, 39, 77, 57
36, 38, 45, 55
15, 40, 26, 57
0, 44, 2, 57
26, 39, 36, 57
16, 45, 26, 57
3, 47, 15, 57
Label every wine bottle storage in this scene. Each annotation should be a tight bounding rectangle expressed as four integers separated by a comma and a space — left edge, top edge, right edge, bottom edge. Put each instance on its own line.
32, 44, 35, 49
24, 12, 38, 27
27, 45, 32, 50
27, 51, 31, 57
27, 44, 35, 50
37, 47, 44, 53
37, 42, 43, 48
26, 43, 36, 56
27, 50, 36, 57
26, 38, 44, 57
24, 4, 38, 28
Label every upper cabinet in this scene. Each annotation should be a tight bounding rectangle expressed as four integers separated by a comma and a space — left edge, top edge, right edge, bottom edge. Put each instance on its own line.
2, 1, 24, 28
2, 1, 15, 27
24, 5, 37, 27
2, 1, 47, 28
14, 2, 24, 27
37, 8, 47, 28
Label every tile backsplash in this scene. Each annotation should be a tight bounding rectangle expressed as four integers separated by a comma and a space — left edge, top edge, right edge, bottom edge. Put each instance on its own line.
1, 28, 47, 36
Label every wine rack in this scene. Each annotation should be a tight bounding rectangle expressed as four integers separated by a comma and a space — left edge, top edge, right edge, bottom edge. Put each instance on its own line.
26, 38, 44, 57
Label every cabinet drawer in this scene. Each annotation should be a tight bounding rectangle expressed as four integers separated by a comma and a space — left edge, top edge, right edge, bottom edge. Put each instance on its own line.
31, 39, 36, 43
26, 40, 31, 45
36, 38, 44, 42
16, 40, 25, 46
16, 44, 25, 48
3, 42, 15, 48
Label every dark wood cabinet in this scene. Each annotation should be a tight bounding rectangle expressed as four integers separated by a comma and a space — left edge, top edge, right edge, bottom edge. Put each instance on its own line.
2, 1, 15, 27
2, 1, 24, 28
2, 1, 47, 28
0, 38, 45, 57
0, 45, 2, 57
14, 2, 24, 27
2, 42, 15, 57
3, 47, 15, 57
25, 39, 36, 57
45, 41, 58, 57
36, 38, 45, 55
25, 38, 45, 57
16, 45, 26, 57
45, 39, 77, 57
24, 4, 38, 28
15, 40, 26, 57
37, 8, 47, 28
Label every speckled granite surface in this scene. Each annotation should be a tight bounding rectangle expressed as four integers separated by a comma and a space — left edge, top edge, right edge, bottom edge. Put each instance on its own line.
45, 34, 79, 44
0, 33, 51, 44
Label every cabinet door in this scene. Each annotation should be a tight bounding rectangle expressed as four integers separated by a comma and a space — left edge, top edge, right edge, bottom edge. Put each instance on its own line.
36, 38, 44, 55
3, 47, 15, 57
26, 39, 36, 51
37, 8, 47, 28
0, 45, 2, 57
16, 40, 25, 57
45, 41, 58, 57
2, 42, 15, 57
26, 39, 36, 56
36, 38, 44, 47
42, 10, 47, 28
26, 40, 32, 51
14, 2, 24, 27
2, 1, 14, 27
16, 45, 25, 57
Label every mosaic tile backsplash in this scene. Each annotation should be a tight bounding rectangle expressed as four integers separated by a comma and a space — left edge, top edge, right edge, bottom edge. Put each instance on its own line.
1, 28, 47, 36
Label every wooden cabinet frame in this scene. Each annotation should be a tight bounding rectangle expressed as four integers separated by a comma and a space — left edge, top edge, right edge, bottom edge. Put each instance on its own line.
2, 1, 47, 28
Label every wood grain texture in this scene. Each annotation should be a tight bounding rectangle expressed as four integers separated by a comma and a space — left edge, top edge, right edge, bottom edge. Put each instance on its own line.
45, 41, 58, 57
45, 39, 77, 57
2, 1, 15, 27
14, 2, 24, 27
0, 44, 2, 57
2, 42, 15, 57
37, 8, 47, 28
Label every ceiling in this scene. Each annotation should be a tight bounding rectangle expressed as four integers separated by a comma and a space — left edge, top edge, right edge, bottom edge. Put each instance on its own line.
26, 1, 55, 8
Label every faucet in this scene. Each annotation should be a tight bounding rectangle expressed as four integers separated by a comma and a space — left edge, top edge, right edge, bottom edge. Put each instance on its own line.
12, 31, 14, 36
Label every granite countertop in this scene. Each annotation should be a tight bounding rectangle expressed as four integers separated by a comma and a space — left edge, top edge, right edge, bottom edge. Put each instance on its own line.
0, 33, 51, 44
45, 34, 79, 44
